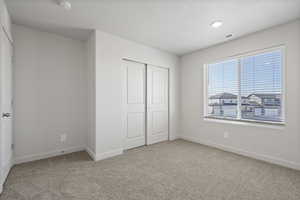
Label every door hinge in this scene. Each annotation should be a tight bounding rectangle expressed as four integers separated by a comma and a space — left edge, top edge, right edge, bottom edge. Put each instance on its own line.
11, 144, 14, 150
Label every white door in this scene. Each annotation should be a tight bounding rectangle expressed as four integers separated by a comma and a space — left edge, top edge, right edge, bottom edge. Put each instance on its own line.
0, 28, 13, 193
123, 61, 146, 150
147, 65, 169, 145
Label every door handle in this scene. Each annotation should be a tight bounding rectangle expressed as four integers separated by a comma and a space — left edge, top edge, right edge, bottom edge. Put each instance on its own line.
2, 113, 11, 118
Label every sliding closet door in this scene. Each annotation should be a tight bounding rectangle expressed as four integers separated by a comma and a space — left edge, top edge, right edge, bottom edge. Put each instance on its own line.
147, 65, 169, 145
124, 61, 146, 150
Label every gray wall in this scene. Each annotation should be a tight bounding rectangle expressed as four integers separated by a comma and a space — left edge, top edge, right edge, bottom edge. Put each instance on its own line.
13, 24, 88, 163
180, 20, 300, 169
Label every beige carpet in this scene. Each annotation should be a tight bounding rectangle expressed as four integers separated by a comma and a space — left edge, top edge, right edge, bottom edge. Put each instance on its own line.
1, 139, 300, 200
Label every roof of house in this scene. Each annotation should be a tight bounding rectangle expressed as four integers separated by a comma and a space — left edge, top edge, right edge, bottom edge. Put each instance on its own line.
209, 92, 281, 101
208, 103, 237, 106
247, 93, 281, 99
247, 101, 262, 106
209, 92, 237, 99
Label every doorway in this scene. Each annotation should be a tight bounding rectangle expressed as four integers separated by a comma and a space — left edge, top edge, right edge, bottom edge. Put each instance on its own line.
0, 27, 13, 193
123, 60, 169, 150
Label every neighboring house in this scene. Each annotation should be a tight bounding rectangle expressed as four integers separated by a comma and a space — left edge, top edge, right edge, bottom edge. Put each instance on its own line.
208, 92, 281, 120
208, 92, 238, 117
245, 93, 281, 118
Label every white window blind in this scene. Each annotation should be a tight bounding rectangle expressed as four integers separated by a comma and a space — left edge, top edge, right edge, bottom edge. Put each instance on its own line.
205, 48, 284, 124
207, 60, 238, 118
241, 50, 282, 122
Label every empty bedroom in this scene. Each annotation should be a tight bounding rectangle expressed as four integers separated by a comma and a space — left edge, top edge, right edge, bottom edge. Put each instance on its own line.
0, 0, 300, 199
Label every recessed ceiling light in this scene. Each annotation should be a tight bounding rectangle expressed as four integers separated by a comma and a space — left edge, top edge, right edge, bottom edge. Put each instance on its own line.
211, 21, 223, 28
58, 0, 72, 10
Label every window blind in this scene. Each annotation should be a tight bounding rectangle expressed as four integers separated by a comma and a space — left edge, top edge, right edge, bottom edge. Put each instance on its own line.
207, 59, 238, 118
240, 50, 282, 122
206, 49, 283, 123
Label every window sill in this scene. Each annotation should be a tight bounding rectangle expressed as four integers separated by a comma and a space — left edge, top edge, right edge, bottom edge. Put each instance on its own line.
203, 116, 285, 130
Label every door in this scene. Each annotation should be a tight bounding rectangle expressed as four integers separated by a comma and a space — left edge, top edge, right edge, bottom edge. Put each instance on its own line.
147, 65, 169, 145
0, 27, 13, 193
123, 61, 146, 150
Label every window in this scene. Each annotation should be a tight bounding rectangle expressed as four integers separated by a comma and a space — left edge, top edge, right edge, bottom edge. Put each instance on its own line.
205, 48, 284, 124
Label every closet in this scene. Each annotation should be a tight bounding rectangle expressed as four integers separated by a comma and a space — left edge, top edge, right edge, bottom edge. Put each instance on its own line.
123, 60, 169, 150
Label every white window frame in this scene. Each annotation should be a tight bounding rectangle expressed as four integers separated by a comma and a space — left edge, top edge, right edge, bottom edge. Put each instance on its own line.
203, 45, 286, 126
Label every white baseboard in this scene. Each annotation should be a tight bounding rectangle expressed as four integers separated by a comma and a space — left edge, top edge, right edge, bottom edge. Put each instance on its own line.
14, 146, 123, 164
180, 136, 300, 171
85, 147, 96, 161
14, 146, 85, 165
169, 134, 180, 141
95, 148, 123, 161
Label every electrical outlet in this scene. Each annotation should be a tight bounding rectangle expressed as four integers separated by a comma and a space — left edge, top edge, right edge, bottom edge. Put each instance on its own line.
60, 134, 67, 143
224, 131, 229, 138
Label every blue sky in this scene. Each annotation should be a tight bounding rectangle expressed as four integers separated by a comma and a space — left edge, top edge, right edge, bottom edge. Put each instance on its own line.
208, 50, 282, 97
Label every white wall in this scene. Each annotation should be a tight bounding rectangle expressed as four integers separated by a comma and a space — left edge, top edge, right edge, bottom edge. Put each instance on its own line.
12, 25, 179, 163
180, 20, 300, 169
13, 24, 88, 163
92, 30, 180, 160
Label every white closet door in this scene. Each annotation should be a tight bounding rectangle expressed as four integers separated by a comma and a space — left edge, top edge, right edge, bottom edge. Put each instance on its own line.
0, 28, 13, 194
147, 65, 169, 145
124, 61, 146, 150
